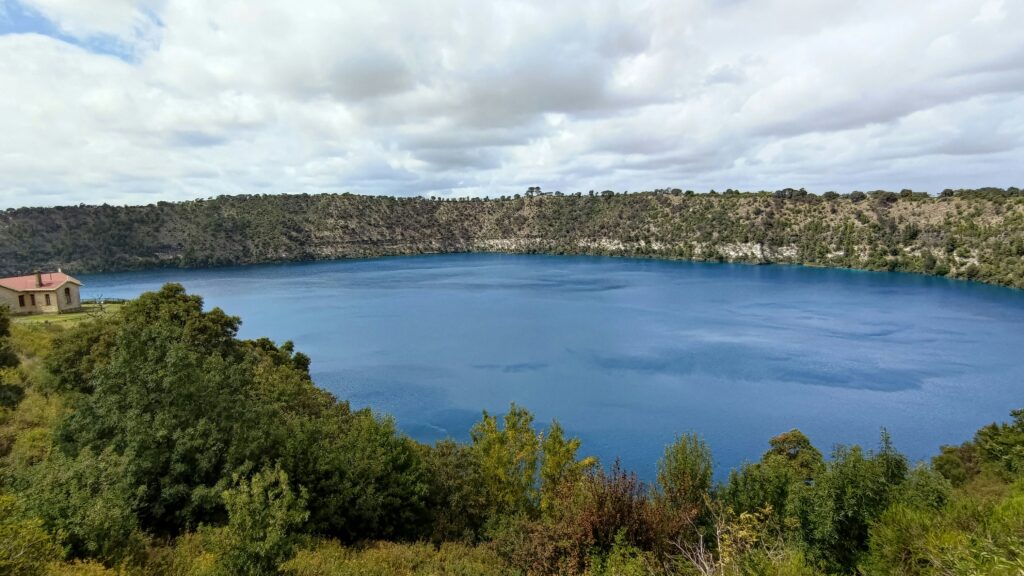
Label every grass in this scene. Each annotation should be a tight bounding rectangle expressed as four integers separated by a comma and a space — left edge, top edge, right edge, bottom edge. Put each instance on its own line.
12, 303, 124, 326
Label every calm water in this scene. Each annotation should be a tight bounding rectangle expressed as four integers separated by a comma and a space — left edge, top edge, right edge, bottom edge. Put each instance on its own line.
80, 254, 1024, 478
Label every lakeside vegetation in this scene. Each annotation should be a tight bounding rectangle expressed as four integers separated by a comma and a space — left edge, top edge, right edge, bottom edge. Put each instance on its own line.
2, 187, 1023, 289
10, 302, 125, 326
1, 286, 1022, 575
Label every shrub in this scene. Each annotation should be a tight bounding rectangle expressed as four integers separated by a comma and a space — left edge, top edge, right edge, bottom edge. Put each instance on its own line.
0, 493, 63, 576
280, 407, 432, 541
20, 447, 145, 565
44, 560, 126, 575
142, 528, 222, 576
586, 531, 654, 576
657, 433, 713, 513
218, 464, 309, 576
471, 404, 541, 520
0, 306, 18, 369
420, 439, 488, 543
494, 462, 657, 575
790, 432, 908, 571
861, 504, 942, 575
281, 540, 512, 576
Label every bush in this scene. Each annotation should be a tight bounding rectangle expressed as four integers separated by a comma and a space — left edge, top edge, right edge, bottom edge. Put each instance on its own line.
280, 407, 432, 541
52, 286, 267, 533
281, 540, 512, 576
790, 432, 908, 571
494, 462, 657, 575
722, 458, 799, 528
975, 409, 1024, 477
20, 448, 145, 565
934, 409, 1024, 486
586, 531, 654, 576
657, 433, 713, 513
722, 429, 822, 530
0, 493, 63, 576
421, 439, 488, 543
44, 560, 126, 575
861, 504, 942, 575
471, 404, 541, 520
43, 319, 117, 394
143, 528, 221, 576
218, 464, 308, 576
0, 306, 17, 369
894, 465, 951, 510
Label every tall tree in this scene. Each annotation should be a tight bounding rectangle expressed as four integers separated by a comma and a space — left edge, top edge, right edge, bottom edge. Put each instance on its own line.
657, 433, 713, 513
471, 404, 540, 520
539, 420, 594, 516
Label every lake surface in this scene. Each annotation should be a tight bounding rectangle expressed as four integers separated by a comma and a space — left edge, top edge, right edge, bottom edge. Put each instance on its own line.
80, 254, 1024, 479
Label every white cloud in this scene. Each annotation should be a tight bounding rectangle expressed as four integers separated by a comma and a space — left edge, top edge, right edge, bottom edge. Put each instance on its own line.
16, 0, 163, 53
1, 0, 1022, 208
19, 0, 141, 36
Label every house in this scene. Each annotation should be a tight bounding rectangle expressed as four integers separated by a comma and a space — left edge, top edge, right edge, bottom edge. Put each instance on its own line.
0, 271, 83, 315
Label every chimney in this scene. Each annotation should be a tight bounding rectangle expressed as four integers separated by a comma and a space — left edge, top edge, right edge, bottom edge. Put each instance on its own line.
35, 270, 42, 287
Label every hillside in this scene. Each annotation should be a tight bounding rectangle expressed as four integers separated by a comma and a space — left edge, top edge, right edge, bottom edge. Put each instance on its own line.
2, 188, 1023, 288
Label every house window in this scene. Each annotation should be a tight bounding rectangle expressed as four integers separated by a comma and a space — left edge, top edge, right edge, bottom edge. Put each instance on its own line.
65, 287, 72, 305
18, 295, 24, 307
45, 294, 51, 306
30, 294, 36, 306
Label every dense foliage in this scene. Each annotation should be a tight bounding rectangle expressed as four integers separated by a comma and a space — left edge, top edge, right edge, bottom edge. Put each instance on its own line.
3, 187, 1023, 288
0, 286, 1022, 575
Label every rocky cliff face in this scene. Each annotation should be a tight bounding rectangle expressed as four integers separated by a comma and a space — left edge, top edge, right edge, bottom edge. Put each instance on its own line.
2, 190, 1022, 288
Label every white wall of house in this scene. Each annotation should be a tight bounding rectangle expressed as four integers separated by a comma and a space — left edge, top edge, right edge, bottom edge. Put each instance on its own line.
0, 283, 82, 315
0, 287, 17, 313
57, 284, 82, 312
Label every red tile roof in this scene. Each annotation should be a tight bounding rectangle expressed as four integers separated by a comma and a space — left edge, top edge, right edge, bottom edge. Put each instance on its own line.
0, 272, 82, 292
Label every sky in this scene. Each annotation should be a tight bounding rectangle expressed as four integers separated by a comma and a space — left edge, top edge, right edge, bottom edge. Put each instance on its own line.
0, 0, 1022, 208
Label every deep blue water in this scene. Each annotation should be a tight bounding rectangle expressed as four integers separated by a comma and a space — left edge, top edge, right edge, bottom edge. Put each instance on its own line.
79, 254, 1024, 479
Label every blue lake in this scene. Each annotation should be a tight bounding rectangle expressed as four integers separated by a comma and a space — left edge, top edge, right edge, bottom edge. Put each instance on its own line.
79, 254, 1024, 479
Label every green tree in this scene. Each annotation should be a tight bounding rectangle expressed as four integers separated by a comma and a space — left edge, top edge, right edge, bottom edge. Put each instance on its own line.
0, 305, 18, 369
43, 318, 118, 394
861, 503, 940, 576
892, 465, 950, 510
0, 493, 63, 576
471, 404, 541, 520
219, 464, 308, 576
657, 433, 713, 512
722, 457, 800, 528
280, 407, 431, 541
56, 332, 265, 533
974, 409, 1024, 477
421, 439, 489, 543
791, 432, 909, 572
723, 429, 825, 529
53, 285, 277, 533
539, 420, 594, 516
20, 447, 144, 564
764, 429, 823, 481
933, 409, 1024, 486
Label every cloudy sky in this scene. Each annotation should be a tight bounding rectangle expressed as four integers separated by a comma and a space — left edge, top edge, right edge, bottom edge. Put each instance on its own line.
0, 0, 1022, 208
